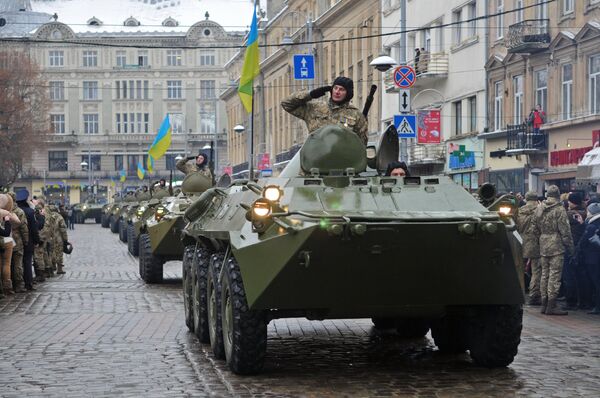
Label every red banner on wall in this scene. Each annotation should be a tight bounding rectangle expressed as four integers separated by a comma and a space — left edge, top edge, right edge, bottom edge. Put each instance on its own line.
550, 147, 593, 167
417, 110, 441, 144
257, 153, 271, 170
223, 166, 232, 176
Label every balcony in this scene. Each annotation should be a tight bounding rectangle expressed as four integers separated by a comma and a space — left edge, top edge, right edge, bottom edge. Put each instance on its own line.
506, 124, 547, 154
384, 52, 449, 93
112, 64, 151, 70
46, 134, 79, 145
506, 19, 550, 54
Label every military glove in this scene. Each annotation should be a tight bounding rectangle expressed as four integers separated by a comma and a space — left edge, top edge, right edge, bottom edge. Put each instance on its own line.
310, 85, 332, 99
186, 156, 196, 161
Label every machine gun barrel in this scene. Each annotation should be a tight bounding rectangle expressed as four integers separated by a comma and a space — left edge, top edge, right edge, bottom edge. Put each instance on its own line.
362, 85, 378, 117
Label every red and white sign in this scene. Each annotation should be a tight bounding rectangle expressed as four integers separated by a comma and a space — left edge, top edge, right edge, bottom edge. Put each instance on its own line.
393, 65, 416, 89
257, 153, 271, 170
417, 110, 441, 144
223, 166, 232, 176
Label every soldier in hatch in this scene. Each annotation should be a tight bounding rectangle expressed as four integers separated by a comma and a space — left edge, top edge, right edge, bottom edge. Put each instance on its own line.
281, 76, 368, 145
176, 152, 213, 181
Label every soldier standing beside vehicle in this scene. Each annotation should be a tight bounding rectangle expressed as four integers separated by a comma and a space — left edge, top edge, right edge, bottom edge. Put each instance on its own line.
34, 201, 50, 281
176, 152, 213, 180
516, 191, 541, 306
534, 185, 574, 315
8, 192, 28, 293
281, 76, 369, 145
48, 205, 68, 275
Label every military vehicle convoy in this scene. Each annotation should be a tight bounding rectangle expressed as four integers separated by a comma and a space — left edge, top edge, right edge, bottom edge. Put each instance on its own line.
179, 124, 524, 375
127, 191, 169, 257
138, 175, 211, 284
73, 199, 105, 224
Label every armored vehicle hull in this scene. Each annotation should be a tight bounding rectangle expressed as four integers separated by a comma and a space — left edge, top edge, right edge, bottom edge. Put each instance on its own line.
182, 125, 524, 374
73, 202, 104, 224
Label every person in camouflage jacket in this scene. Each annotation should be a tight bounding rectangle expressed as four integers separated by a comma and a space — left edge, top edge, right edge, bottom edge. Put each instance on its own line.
33, 201, 51, 280
8, 192, 28, 293
534, 185, 574, 315
516, 191, 541, 305
176, 152, 213, 181
48, 205, 68, 275
281, 76, 368, 145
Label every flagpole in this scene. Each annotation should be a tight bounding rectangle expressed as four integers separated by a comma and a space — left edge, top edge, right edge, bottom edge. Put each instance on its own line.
249, 86, 255, 181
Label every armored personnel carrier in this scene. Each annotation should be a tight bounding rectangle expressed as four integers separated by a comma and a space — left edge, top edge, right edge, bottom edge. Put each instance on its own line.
138, 174, 211, 284
73, 198, 105, 224
127, 188, 170, 257
180, 124, 524, 375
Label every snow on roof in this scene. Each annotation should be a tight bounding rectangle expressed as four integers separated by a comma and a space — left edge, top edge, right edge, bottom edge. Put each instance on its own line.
30, 0, 262, 34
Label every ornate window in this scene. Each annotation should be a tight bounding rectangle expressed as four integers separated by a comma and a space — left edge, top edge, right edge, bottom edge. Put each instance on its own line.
124, 17, 140, 27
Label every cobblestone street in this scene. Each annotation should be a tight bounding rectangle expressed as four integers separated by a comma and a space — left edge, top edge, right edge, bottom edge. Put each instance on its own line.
0, 224, 599, 397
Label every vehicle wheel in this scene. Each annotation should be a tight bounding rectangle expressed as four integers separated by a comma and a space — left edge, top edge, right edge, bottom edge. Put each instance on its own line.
467, 305, 523, 367
221, 256, 267, 375
139, 233, 163, 283
395, 318, 430, 338
431, 314, 469, 354
192, 246, 211, 343
371, 317, 396, 330
101, 215, 109, 228
207, 253, 225, 359
127, 224, 136, 256
138, 237, 145, 279
182, 245, 195, 332
119, 221, 128, 243
95, 216, 102, 224
110, 216, 119, 233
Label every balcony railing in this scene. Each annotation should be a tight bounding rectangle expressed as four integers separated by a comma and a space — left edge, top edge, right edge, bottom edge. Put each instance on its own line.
506, 19, 550, 54
506, 123, 547, 154
408, 143, 446, 165
112, 64, 152, 70
384, 52, 449, 92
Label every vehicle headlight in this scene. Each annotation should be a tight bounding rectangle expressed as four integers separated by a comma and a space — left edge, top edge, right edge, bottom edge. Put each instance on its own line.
263, 185, 282, 202
498, 206, 512, 216
155, 206, 166, 221
82, 206, 87, 210
252, 198, 271, 218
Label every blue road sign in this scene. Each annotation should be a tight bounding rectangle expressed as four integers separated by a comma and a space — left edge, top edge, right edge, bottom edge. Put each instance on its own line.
293, 54, 315, 80
393, 65, 416, 89
394, 114, 417, 138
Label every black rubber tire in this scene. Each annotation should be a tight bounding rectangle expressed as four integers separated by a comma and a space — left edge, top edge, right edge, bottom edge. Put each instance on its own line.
207, 253, 225, 359
138, 236, 145, 279
192, 247, 211, 343
127, 224, 139, 257
139, 233, 163, 284
182, 245, 195, 332
395, 318, 430, 338
467, 305, 523, 368
101, 215, 110, 228
431, 314, 469, 354
221, 256, 267, 375
119, 221, 128, 243
95, 216, 101, 224
109, 216, 119, 233
371, 318, 396, 330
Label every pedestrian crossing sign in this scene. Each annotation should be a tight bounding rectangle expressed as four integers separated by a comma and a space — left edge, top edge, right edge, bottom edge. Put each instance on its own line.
394, 114, 417, 138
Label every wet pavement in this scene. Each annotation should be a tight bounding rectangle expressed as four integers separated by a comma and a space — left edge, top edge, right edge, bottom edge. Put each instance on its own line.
1, 224, 599, 397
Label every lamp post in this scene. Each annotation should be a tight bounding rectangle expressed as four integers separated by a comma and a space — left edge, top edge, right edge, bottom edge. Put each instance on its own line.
80, 160, 88, 201
233, 124, 249, 178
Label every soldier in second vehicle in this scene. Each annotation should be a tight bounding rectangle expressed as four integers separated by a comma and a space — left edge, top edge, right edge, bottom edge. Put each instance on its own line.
281, 76, 369, 145
516, 191, 541, 306
534, 185, 574, 315
176, 152, 213, 180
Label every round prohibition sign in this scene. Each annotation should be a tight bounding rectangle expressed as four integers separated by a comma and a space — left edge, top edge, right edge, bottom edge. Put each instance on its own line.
393, 65, 416, 89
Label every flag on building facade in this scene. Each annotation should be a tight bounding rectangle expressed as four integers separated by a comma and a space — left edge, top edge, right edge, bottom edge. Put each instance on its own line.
148, 115, 172, 161
237, 1, 260, 113
137, 162, 145, 180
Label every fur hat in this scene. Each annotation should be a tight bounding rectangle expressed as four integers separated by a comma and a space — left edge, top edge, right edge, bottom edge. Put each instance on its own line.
0, 194, 13, 211
525, 191, 538, 201
568, 192, 583, 206
546, 185, 560, 199
331, 76, 354, 103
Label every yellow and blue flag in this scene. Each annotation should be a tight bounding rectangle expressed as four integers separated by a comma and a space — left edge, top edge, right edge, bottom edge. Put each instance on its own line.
119, 169, 126, 182
238, 1, 260, 113
146, 154, 155, 174
148, 115, 172, 161
137, 161, 145, 180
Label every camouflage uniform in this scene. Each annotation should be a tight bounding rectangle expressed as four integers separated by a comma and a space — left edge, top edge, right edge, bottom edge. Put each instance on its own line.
176, 158, 213, 180
50, 207, 68, 274
281, 90, 369, 145
534, 186, 574, 314
10, 201, 28, 290
34, 206, 52, 279
516, 194, 540, 303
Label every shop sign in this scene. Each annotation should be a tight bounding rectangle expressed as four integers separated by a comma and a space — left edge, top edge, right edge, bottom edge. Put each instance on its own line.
550, 147, 593, 166
417, 110, 441, 144
448, 144, 475, 169
223, 166, 232, 176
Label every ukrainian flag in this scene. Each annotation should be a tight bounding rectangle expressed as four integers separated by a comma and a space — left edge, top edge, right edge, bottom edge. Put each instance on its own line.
146, 154, 155, 174
238, 1, 260, 113
119, 169, 126, 182
137, 161, 145, 180
148, 115, 172, 161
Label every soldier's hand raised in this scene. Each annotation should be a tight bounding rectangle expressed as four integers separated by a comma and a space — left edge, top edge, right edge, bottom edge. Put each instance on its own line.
310, 86, 332, 99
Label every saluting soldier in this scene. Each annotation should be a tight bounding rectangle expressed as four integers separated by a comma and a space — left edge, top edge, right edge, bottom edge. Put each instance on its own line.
176, 152, 213, 180
281, 76, 368, 145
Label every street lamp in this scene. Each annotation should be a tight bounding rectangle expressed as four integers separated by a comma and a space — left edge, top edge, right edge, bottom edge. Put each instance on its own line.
233, 125, 245, 134
175, 154, 183, 161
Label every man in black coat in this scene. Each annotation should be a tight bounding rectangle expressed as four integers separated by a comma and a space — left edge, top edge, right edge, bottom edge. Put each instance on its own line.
15, 190, 40, 290
575, 202, 600, 314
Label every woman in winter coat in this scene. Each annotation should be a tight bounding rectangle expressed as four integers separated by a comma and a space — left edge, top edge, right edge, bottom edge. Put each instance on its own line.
574, 202, 600, 314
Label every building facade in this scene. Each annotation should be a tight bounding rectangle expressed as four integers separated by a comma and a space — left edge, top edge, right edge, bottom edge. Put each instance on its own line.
1, 3, 243, 204
482, 0, 600, 195
380, 0, 487, 190
222, 0, 382, 177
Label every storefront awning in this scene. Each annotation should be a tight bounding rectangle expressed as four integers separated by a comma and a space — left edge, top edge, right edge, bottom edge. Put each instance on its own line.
538, 169, 577, 181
